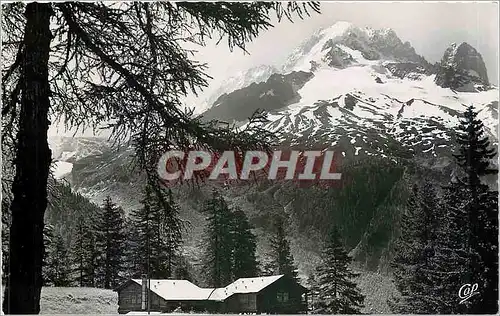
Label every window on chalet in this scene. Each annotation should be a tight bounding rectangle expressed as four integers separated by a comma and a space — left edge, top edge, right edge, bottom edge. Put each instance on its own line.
276, 291, 289, 302
239, 294, 256, 307
121, 287, 145, 305
249, 294, 256, 307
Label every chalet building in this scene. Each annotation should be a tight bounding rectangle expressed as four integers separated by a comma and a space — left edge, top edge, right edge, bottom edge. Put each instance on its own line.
115, 274, 308, 314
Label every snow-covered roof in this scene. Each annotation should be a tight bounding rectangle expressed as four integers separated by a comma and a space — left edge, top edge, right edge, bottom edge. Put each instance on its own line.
130, 275, 285, 302
209, 275, 284, 301
131, 279, 215, 301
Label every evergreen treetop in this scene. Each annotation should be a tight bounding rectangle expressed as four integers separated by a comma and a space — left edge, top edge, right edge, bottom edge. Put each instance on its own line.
269, 217, 298, 280
453, 106, 498, 184
313, 227, 364, 314
231, 207, 259, 279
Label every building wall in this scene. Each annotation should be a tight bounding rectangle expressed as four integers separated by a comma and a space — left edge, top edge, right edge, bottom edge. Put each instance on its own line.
257, 277, 307, 314
117, 282, 143, 314
223, 277, 307, 314
117, 281, 222, 314
225, 293, 257, 313
117, 281, 170, 314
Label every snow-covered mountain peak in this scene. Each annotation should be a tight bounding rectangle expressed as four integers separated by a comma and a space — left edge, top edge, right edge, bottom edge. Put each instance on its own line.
201, 22, 422, 110
282, 21, 427, 73
201, 20, 497, 161
317, 20, 357, 38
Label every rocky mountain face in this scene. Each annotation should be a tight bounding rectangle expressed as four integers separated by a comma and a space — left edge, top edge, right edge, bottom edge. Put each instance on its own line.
202, 71, 314, 122
43, 22, 498, 296
199, 65, 279, 114
434, 42, 490, 92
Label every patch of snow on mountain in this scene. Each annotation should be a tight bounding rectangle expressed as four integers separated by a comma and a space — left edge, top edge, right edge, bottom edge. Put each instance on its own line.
53, 161, 73, 179
399, 100, 450, 122
327, 106, 342, 121
298, 67, 375, 103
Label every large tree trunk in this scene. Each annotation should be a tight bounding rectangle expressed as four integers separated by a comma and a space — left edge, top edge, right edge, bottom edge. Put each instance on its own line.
3, 3, 53, 314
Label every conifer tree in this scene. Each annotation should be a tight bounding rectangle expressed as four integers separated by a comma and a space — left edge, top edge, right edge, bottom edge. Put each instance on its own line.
43, 230, 71, 287
123, 218, 142, 279
437, 105, 499, 313
95, 196, 127, 289
428, 182, 472, 314
42, 224, 55, 286
231, 207, 259, 279
131, 184, 184, 279
307, 273, 320, 313
71, 216, 98, 287
453, 106, 497, 182
131, 185, 164, 279
152, 187, 185, 278
312, 227, 364, 314
268, 217, 298, 280
202, 190, 234, 287
389, 181, 441, 313
71, 217, 86, 287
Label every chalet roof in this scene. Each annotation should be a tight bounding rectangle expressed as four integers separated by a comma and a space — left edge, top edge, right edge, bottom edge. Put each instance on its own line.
131, 279, 215, 301
129, 275, 285, 302
209, 275, 284, 300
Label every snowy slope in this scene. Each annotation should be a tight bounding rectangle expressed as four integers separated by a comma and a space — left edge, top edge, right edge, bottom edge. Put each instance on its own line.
257, 63, 497, 156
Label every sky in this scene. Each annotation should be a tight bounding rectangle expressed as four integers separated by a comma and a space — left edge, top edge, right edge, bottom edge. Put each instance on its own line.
49, 1, 499, 137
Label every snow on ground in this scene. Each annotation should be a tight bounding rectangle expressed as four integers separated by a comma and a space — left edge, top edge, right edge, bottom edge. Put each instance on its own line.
40, 287, 118, 314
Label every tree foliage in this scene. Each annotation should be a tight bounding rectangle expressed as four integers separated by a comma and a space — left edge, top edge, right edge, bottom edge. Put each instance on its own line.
390, 105, 498, 314
311, 227, 364, 314
231, 207, 259, 279
42, 226, 71, 287
130, 184, 186, 279
201, 190, 234, 287
70, 215, 99, 287
2, 1, 320, 173
389, 182, 441, 313
267, 217, 298, 280
94, 196, 127, 289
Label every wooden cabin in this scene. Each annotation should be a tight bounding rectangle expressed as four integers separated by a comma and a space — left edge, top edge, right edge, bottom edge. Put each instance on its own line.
115, 275, 308, 314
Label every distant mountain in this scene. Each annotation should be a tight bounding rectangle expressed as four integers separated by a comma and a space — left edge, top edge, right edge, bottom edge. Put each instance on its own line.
198, 65, 280, 114
200, 21, 497, 162
435, 42, 490, 92
202, 71, 314, 122
281, 21, 430, 73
